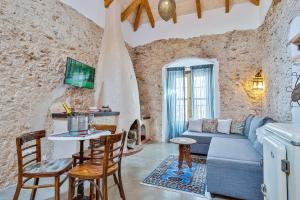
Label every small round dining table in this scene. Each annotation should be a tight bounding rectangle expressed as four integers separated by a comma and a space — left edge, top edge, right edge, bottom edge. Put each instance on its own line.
48, 130, 111, 200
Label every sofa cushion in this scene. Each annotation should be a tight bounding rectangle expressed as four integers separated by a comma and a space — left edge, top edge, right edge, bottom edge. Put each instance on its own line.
202, 119, 218, 133
182, 131, 246, 144
248, 116, 267, 144
230, 120, 245, 135
217, 119, 232, 134
207, 138, 263, 200
188, 119, 203, 132
208, 137, 262, 163
243, 114, 255, 136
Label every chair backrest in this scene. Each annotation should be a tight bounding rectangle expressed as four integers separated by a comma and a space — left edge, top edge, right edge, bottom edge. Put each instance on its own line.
89, 125, 117, 148
90, 131, 126, 172
16, 130, 46, 174
93, 124, 117, 134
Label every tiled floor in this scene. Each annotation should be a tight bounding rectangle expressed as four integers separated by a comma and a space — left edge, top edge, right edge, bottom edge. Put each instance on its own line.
0, 142, 231, 200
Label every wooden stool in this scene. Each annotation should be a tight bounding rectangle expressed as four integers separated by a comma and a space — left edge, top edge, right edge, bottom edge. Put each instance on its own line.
170, 137, 197, 169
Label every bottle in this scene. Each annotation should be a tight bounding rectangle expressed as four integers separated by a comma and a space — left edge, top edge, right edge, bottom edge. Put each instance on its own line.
63, 103, 73, 117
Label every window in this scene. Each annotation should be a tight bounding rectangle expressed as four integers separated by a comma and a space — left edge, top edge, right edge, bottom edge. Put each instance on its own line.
166, 64, 215, 140
173, 65, 214, 122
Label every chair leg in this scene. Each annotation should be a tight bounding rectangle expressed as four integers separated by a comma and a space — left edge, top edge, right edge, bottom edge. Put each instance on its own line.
96, 179, 100, 200
54, 176, 60, 200
30, 178, 39, 200
89, 180, 94, 200
102, 176, 108, 200
117, 168, 126, 199
113, 173, 123, 198
13, 176, 22, 200
68, 177, 75, 200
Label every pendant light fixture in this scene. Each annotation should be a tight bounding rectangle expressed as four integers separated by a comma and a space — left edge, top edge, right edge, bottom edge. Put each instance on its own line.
158, 0, 176, 21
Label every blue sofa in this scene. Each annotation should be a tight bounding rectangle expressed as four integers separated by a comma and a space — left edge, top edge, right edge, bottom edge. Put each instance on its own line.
182, 115, 274, 200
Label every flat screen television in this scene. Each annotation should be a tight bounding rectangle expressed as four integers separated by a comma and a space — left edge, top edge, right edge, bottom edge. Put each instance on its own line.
64, 57, 95, 89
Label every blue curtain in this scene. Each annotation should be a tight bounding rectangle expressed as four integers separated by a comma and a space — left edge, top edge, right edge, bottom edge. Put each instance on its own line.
166, 67, 186, 140
191, 65, 214, 119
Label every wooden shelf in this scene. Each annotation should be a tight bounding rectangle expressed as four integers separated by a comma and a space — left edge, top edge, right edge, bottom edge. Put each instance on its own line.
289, 32, 300, 45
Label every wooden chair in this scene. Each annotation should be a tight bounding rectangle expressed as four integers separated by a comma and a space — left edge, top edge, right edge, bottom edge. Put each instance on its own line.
13, 130, 73, 200
72, 125, 117, 166
68, 131, 126, 200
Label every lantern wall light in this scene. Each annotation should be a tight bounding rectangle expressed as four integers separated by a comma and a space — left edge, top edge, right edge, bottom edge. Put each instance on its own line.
253, 70, 264, 90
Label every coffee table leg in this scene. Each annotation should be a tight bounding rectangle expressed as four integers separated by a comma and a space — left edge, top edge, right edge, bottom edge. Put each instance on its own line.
178, 144, 184, 169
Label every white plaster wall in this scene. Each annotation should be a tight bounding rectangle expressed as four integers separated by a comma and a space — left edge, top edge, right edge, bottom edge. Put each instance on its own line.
62, 0, 106, 27
61, 1, 272, 47
94, 1, 141, 131
259, 0, 273, 25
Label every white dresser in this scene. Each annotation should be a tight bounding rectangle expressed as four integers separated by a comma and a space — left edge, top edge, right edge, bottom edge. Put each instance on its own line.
262, 123, 300, 200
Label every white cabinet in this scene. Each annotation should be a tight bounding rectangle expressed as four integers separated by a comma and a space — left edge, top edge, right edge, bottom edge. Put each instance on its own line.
263, 123, 300, 200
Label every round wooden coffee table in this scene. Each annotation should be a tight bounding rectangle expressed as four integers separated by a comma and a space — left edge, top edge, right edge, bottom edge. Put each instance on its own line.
170, 137, 197, 169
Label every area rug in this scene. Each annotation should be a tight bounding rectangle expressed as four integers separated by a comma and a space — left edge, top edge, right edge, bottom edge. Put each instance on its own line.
142, 155, 207, 197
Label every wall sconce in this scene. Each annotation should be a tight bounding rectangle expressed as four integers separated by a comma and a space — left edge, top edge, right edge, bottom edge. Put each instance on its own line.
253, 70, 264, 90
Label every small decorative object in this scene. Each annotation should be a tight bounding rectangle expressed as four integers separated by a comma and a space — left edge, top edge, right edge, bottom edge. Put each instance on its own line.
127, 130, 137, 149
286, 72, 300, 106
100, 105, 112, 112
158, 0, 176, 21
252, 70, 264, 90
88, 106, 99, 113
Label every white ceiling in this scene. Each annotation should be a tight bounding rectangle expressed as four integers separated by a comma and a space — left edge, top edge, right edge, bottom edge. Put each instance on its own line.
62, 0, 272, 47
121, 0, 249, 24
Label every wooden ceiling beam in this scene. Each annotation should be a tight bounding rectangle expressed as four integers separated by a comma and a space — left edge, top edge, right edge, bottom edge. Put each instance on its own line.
249, 0, 260, 6
121, 0, 142, 22
225, 0, 230, 13
173, 12, 177, 24
134, 4, 143, 31
142, 0, 155, 28
195, 0, 202, 18
104, 0, 113, 8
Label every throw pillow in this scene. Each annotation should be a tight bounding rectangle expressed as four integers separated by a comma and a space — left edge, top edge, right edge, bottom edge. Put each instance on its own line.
188, 119, 203, 132
217, 119, 232, 134
202, 119, 218, 133
230, 120, 245, 135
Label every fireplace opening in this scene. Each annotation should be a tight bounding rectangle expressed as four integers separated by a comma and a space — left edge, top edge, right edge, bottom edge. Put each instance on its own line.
127, 120, 139, 149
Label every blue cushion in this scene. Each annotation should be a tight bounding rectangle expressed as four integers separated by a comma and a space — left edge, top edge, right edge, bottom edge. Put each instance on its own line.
207, 138, 263, 200
248, 116, 267, 144
208, 138, 262, 162
253, 140, 263, 155
182, 131, 246, 144
243, 114, 255, 136
253, 118, 275, 155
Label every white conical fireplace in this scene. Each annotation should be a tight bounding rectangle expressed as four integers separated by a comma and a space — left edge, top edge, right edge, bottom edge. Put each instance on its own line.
94, 1, 142, 153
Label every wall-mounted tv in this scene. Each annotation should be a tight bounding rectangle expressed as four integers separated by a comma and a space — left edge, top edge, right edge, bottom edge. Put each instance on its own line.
64, 57, 95, 89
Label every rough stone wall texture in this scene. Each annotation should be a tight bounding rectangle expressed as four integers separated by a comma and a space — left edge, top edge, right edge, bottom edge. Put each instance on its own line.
131, 30, 263, 141
260, 0, 300, 121
0, 0, 103, 188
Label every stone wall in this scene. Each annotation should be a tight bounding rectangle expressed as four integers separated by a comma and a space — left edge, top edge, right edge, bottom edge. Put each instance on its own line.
131, 30, 263, 141
260, 0, 300, 121
0, 0, 103, 188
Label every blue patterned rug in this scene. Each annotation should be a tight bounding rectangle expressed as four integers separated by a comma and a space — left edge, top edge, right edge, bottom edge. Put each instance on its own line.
142, 155, 206, 196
